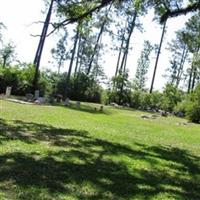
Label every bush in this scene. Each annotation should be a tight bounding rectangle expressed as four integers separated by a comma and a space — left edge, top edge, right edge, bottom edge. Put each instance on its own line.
130, 91, 162, 111
185, 84, 200, 123
0, 64, 49, 97
140, 93, 152, 110
149, 91, 162, 110
101, 90, 109, 105
108, 72, 132, 105
130, 91, 142, 109
0, 67, 19, 94
174, 100, 188, 116
55, 72, 102, 103
161, 84, 183, 112
186, 102, 200, 123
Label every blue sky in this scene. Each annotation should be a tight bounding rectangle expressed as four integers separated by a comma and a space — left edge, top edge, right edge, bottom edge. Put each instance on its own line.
0, 0, 190, 90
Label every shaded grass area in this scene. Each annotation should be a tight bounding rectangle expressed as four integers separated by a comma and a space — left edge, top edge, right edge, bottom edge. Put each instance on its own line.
0, 117, 200, 200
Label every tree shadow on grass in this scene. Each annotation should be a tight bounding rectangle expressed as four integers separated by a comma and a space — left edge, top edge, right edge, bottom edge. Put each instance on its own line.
0, 118, 199, 199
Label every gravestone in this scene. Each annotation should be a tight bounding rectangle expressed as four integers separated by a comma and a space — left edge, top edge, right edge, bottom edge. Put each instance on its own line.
64, 98, 70, 106
76, 101, 81, 108
99, 105, 104, 112
55, 94, 63, 103
5, 87, 12, 97
160, 110, 168, 117
177, 111, 184, 118
25, 93, 34, 101
37, 97, 45, 104
34, 90, 39, 99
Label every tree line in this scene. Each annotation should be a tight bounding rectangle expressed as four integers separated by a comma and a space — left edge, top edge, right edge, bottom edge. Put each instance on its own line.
0, 0, 200, 122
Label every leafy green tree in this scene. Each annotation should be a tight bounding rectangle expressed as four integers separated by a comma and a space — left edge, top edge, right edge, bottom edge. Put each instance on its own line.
133, 40, 153, 91
182, 13, 200, 93
185, 84, 200, 123
149, 0, 184, 93
0, 42, 16, 67
0, 64, 49, 96
51, 30, 69, 74
109, 70, 131, 105
55, 72, 102, 103
0, 22, 6, 44
161, 83, 183, 112
165, 30, 188, 88
86, 4, 112, 75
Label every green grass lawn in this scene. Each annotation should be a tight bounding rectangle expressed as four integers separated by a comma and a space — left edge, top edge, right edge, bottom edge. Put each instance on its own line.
0, 99, 200, 200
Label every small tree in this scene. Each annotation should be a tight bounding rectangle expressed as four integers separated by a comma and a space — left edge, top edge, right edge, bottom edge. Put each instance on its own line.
133, 40, 153, 91
109, 70, 131, 105
51, 31, 69, 74
0, 22, 6, 44
186, 84, 200, 123
161, 84, 182, 112
0, 42, 15, 67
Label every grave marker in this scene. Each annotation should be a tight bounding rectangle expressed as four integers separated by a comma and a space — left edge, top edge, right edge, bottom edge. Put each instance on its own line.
5, 87, 12, 97
34, 90, 39, 99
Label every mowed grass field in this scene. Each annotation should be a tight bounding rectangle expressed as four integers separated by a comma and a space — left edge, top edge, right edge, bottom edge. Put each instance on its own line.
0, 99, 200, 200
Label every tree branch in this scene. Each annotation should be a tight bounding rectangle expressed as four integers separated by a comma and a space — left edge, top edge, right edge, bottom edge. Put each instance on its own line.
46, 0, 114, 36
161, 1, 200, 23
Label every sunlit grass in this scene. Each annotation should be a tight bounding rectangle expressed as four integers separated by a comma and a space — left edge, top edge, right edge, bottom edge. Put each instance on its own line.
0, 99, 200, 200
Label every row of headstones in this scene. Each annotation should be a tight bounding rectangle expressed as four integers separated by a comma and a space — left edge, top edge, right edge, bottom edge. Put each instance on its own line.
64, 98, 81, 108
26, 90, 46, 104
3, 87, 44, 103
4, 87, 82, 108
3, 87, 104, 111
3, 87, 40, 99
64, 98, 104, 111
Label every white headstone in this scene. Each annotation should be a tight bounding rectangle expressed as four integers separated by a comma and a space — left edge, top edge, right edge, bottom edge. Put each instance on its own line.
5, 87, 12, 97
25, 93, 34, 101
34, 90, 39, 99
64, 98, 70, 106
76, 101, 81, 108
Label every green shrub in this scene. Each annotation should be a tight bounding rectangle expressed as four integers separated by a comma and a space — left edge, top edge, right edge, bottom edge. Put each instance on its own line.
130, 91, 142, 109
185, 84, 200, 123
149, 91, 162, 110
0, 64, 49, 96
0, 66, 20, 94
161, 84, 183, 112
140, 93, 151, 110
186, 102, 200, 123
130, 91, 162, 111
55, 72, 102, 103
174, 100, 188, 116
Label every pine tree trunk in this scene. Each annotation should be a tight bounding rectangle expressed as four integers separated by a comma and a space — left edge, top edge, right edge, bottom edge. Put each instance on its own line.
119, 12, 137, 73
176, 47, 188, 88
65, 27, 80, 95
187, 63, 194, 93
115, 36, 124, 77
86, 4, 112, 75
86, 22, 105, 75
191, 67, 197, 90
32, 0, 54, 91
150, 20, 167, 93
191, 46, 200, 91
188, 46, 200, 93
74, 35, 82, 76
2, 55, 7, 68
